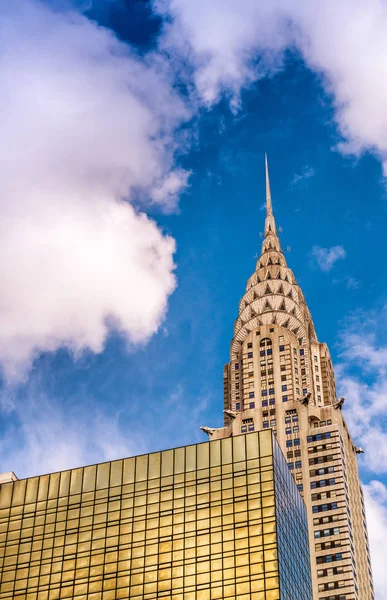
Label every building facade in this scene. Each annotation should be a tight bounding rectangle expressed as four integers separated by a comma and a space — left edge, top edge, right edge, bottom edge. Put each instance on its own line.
0, 430, 312, 600
207, 158, 374, 600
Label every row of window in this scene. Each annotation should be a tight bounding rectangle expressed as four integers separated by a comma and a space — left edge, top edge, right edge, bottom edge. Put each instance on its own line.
287, 461, 302, 470
310, 466, 335, 478
311, 478, 336, 489
314, 527, 340, 539
312, 502, 338, 513
286, 438, 300, 447
307, 432, 332, 443
316, 553, 343, 564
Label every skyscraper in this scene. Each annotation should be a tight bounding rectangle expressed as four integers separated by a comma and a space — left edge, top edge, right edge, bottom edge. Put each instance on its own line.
206, 157, 374, 600
0, 431, 313, 599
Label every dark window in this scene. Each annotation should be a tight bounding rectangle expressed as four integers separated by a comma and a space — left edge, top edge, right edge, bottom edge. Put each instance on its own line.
263, 421, 269, 428
248, 424, 255, 431
260, 351, 265, 357
269, 387, 275, 395
262, 400, 268, 407
297, 484, 303, 492
295, 461, 302, 468
294, 438, 300, 446
249, 391, 255, 398
247, 342, 252, 348
262, 390, 268, 397
300, 349, 305, 356
270, 328, 274, 332
249, 402, 255, 409
235, 363, 239, 369
286, 440, 293, 447
236, 402, 241, 410
248, 352, 253, 358
269, 398, 275, 405
285, 427, 291, 434
281, 385, 287, 392
282, 395, 288, 402
241, 425, 247, 433
288, 462, 294, 470
279, 345, 285, 352
267, 349, 272, 355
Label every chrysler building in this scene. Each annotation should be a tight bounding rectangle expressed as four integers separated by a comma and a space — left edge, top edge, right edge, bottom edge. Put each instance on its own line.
206, 157, 374, 600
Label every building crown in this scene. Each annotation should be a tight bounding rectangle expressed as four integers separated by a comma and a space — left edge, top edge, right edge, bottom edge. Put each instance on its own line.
230, 157, 317, 360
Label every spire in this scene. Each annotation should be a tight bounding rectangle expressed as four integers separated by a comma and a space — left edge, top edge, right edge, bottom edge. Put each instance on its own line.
265, 153, 273, 217
263, 154, 277, 238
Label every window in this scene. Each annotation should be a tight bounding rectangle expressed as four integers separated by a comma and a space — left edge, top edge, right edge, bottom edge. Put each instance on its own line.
279, 336, 284, 343
300, 349, 305, 356
235, 363, 239, 369
270, 328, 274, 332
303, 388, 308, 395
269, 398, 276, 405
314, 356, 318, 362
260, 350, 265, 357
282, 395, 288, 402
281, 375, 287, 381
269, 387, 275, 395
297, 484, 303, 492
295, 460, 302, 469
286, 440, 293, 447
279, 345, 285, 352
262, 410, 268, 417
285, 416, 291, 424
281, 385, 287, 392
262, 390, 268, 397
285, 427, 291, 435
249, 402, 255, 409
288, 462, 294, 470
263, 421, 269, 428
267, 348, 272, 355
241, 426, 247, 433
248, 424, 255, 431
294, 438, 300, 446
293, 426, 299, 433
269, 408, 275, 415
270, 419, 276, 426
287, 451, 293, 458
262, 400, 268, 407
236, 403, 241, 410
249, 391, 255, 398
247, 342, 252, 348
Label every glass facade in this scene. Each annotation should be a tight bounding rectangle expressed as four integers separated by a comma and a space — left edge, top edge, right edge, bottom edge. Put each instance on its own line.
0, 430, 312, 600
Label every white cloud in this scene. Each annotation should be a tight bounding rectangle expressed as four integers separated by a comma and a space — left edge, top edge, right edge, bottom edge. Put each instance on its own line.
0, 1, 191, 378
336, 312, 387, 597
337, 311, 387, 473
291, 165, 315, 187
0, 389, 143, 477
155, 0, 387, 171
363, 480, 387, 600
311, 245, 346, 271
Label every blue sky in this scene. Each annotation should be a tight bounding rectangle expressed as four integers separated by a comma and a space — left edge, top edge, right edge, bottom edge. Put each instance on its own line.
0, 0, 387, 596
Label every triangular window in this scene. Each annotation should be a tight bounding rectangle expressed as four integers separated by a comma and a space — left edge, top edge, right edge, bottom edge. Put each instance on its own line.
280, 301, 286, 311
278, 284, 284, 294
267, 272, 272, 280
265, 285, 271, 295
283, 319, 290, 328
264, 300, 272, 312
268, 257, 272, 265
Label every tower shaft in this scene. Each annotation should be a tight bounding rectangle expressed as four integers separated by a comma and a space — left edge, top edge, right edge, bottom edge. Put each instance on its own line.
214, 158, 374, 600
